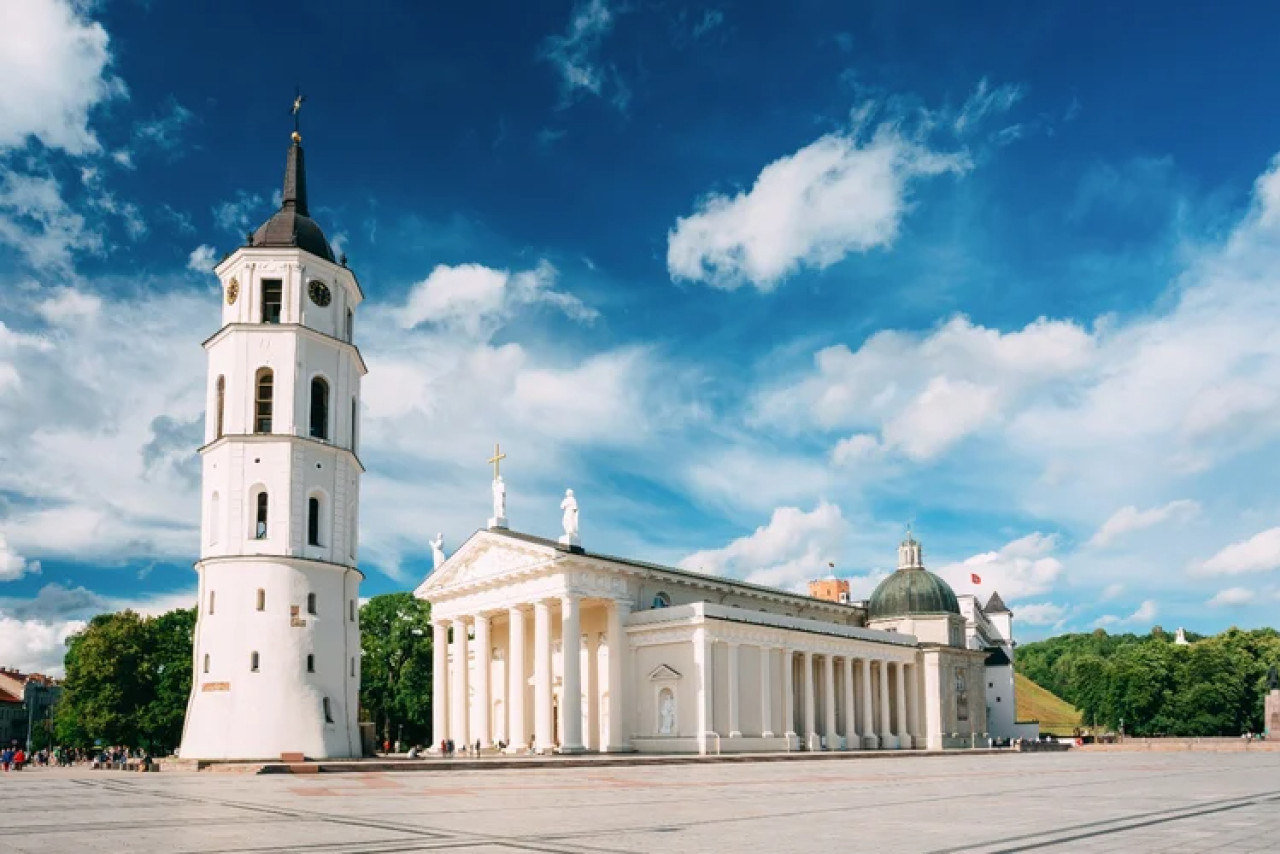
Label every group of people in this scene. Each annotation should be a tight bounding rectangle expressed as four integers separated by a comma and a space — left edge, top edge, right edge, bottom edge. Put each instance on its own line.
1, 745, 28, 770
435, 738, 508, 757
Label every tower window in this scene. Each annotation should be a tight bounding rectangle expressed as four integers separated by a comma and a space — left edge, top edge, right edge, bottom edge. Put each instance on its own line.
345, 308, 353, 342
208, 590, 216, 615
307, 654, 315, 673
261, 279, 282, 324
323, 697, 334, 723
652, 591, 671, 609
255, 491, 269, 539
250, 651, 260, 672
349, 599, 355, 622
350, 397, 358, 452
203, 654, 210, 674
310, 377, 329, 440
254, 368, 274, 433
208, 492, 220, 545
308, 592, 317, 615
256, 589, 266, 611
350, 657, 355, 677
215, 375, 225, 439
308, 496, 322, 546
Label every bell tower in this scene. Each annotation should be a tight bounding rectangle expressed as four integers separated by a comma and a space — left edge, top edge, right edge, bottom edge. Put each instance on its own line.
179, 121, 365, 760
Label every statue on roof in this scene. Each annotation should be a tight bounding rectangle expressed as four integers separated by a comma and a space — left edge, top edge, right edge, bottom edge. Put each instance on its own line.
560, 488, 580, 546
430, 533, 445, 570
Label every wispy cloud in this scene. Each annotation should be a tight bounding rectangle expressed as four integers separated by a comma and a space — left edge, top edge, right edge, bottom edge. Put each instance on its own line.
1088, 500, 1200, 548
539, 0, 626, 110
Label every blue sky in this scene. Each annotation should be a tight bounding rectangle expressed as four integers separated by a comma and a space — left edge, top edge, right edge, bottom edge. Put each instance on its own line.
4, 0, 1280, 673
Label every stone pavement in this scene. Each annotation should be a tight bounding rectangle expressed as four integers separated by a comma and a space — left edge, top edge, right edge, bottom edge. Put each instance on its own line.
2, 751, 1278, 853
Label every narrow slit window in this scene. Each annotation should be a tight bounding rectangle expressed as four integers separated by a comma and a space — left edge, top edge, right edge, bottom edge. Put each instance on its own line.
307, 592, 317, 615
208, 492, 220, 545
350, 658, 356, 677
349, 600, 355, 622
350, 398, 358, 452
345, 308, 353, 342
208, 590, 216, 615
215, 375, 225, 439
256, 589, 266, 611
261, 279, 282, 324
309, 377, 329, 440
254, 368, 274, 433
250, 651, 260, 672
306, 654, 315, 673
323, 697, 334, 723
255, 491, 269, 539
308, 496, 321, 546
203, 654, 210, 674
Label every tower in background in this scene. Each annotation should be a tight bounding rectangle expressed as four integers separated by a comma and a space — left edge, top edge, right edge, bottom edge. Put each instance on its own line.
179, 123, 365, 760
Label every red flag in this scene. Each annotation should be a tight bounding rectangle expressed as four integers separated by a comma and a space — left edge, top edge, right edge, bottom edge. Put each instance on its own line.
971, 573, 982, 585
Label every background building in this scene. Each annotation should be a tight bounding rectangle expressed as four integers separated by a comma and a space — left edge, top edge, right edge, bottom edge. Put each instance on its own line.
0, 668, 61, 750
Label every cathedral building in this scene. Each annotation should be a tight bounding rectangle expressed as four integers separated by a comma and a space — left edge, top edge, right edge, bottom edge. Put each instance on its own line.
179, 127, 364, 760
418, 517, 1023, 754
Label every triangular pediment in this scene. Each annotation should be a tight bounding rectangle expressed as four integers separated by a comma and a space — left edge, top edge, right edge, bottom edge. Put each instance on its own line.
648, 664, 682, 682
414, 530, 560, 597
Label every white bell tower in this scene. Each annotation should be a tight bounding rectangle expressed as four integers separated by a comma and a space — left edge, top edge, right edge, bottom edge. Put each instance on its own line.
179, 124, 365, 760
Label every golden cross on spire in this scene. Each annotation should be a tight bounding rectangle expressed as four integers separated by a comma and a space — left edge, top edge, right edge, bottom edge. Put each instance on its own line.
290, 87, 306, 142
488, 443, 507, 479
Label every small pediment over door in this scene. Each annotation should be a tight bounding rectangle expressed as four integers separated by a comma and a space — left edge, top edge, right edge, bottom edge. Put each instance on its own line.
648, 664, 682, 682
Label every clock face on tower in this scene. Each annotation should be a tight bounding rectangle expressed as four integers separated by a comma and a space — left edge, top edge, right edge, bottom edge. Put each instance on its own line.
308, 280, 332, 307
226, 278, 239, 305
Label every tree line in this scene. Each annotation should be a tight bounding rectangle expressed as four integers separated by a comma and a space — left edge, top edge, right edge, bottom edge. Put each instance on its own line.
49, 593, 433, 753
1017, 626, 1280, 737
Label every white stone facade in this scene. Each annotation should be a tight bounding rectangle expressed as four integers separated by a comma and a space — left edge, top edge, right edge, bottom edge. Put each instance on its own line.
416, 529, 989, 754
178, 149, 365, 760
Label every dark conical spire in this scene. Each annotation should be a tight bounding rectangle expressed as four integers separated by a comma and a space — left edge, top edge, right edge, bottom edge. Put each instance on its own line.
984, 590, 1010, 614
281, 134, 309, 216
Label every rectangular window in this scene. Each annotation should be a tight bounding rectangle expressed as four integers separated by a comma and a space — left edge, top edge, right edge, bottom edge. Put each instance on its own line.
208, 591, 215, 615
250, 651, 260, 673
323, 697, 334, 723
349, 600, 355, 622
256, 589, 266, 611
255, 491, 269, 540
308, 497, 321, 546
255, 370, 274, 434
307, 592, 317, 615
307, 654, 315, 673
350, 658, 356, 678
261, 279, 282, 324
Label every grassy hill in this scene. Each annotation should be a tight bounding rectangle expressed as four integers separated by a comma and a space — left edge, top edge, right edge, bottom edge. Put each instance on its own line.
1015, 672, 1083, 736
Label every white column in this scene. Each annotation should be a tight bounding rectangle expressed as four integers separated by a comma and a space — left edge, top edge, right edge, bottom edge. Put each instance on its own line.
822, 654, 836, 749
860, 657, 877, 749
906, 662, 921, 747
450, 617, 469, 747
727, 642, 741, 738
606, 600, 627, 751
895, 660, 911, 749
803, 651, 816, 748
694, 627, 713, 755
782, 648, 795, 737
533, 600, 553, 753
560, 595, 584, 752
842, 656, 856, 748
878, 660, 893, 748
507, 606, 526, 751
582, 630, 596, 751
432, 621, 448, 748
474, 614, 491, 748
760, 646, 774, 738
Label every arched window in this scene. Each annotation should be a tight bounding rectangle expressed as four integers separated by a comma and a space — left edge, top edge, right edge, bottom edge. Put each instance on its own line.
208, 492, 220, 545
255, 491, 269, 539
203, 654, 210, 674
215, 375, 225, 439
309, 377, 329, 440
308, 496, 322, 546
307, 592, 317, 615
261, 278, 282, 324
652, 591, 671, 609
250, 651, 260, 672
254, 368, 274, 433
323, 697, 334, 723
256, 589, 265, 611
306, 654, 315, 673
208, 590, 216, 615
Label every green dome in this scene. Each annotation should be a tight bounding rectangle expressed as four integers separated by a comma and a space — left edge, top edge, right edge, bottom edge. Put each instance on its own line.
867, 567, 960, 620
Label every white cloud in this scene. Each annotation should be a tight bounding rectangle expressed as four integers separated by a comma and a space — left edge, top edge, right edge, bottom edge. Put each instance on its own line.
0, 532, 36, 581
882, 377, 999, 460
1095, 599, 1158, 628
1192, 527, 1280, 577
187, 244, 217, 273
1088, 499, 1200, 548
1207, 587, 1254, 608
1015, 602, 1067, 626
935, 533, 1064, 600
679, 501, 848, 590
0, 614, 83, 676
213, 191, 266, 234
831, 433, 882, 466
396, 260, 596, 336
0, 171, 103, 270
1100, 583, 1125, 602
0, 0, 127, 154
954, 78, 1024, 135
540, 0, 623, 108
134, 101, 193, 152
668, 125, 969, 291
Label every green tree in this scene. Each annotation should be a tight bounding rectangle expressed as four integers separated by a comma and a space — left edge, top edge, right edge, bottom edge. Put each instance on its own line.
359, 593, 434, 747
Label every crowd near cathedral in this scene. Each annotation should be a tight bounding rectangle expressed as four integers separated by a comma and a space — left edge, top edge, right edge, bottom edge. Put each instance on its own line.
179, 123, 1034, 761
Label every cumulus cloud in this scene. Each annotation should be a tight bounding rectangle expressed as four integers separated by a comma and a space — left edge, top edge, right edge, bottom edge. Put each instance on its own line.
0, 533, 36, 581
668, 125, 969, 291
0, 614, 83, 676
1207, 586, 1254, 608
0, 0, 127, 154
396, 260, 596, 336
1088, 499, 1200, 548
1015, 602, 1067, 626
935, 533, 1064, 600
0, 171, 103, 270
187, 244, 217, 273
1095, 599, 1158, 628
1191, 527, 1280, 576
679, 501, 847, 590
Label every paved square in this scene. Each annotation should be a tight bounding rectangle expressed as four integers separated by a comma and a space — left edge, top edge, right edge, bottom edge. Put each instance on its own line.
2, 752, 1278, 853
